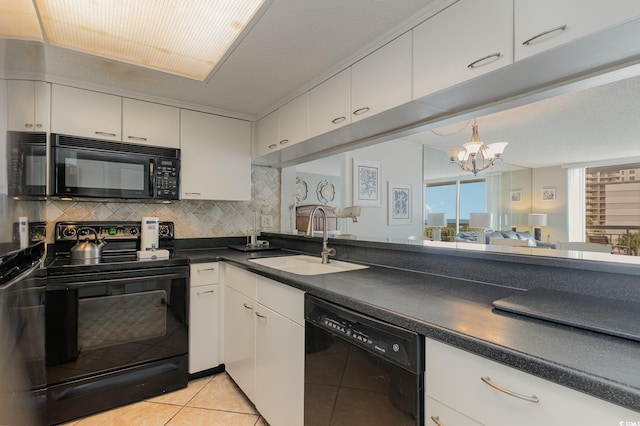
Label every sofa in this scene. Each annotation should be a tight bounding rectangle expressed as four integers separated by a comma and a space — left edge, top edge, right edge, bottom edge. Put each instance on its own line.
455, 229, 556, 248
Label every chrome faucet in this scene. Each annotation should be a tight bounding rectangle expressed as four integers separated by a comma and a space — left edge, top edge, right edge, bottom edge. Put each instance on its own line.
305, 206, 336, 264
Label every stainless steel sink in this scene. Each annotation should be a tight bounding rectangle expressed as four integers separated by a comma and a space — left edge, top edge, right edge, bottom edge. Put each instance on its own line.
249, 255, 368, 275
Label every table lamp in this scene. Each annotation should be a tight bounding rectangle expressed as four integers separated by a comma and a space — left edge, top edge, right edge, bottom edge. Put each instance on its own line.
469, 213, 493, 244
528, 213, 547, 241
427, 213, 447, 241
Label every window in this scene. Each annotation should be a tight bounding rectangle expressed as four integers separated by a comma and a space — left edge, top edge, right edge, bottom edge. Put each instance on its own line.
425, 178, 486, 232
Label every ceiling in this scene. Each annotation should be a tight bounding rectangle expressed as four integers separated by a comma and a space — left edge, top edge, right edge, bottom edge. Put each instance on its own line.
2, 0, 444, 119
401, 72, 640, 169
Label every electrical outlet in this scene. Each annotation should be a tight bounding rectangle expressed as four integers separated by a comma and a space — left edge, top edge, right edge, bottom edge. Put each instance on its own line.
261, 214, 273, 228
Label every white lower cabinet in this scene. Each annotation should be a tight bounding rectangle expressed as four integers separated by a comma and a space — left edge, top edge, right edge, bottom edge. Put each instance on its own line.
189, 262, 220, 374
224, 285, 256, 401
425, 396, 481, 426
223, 264, 305, 426
425, 338, 638, 425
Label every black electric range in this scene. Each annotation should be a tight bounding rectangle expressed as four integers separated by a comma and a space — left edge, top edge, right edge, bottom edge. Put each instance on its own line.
44, 221, 190, 425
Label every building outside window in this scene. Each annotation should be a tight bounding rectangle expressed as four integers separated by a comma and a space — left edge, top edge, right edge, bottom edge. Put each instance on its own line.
585, 163, 640, 254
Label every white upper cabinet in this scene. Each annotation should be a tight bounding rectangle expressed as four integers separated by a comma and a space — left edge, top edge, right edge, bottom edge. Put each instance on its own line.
51, 85, 122, 140
253, 110, 279, 158
350, 31, 412, 122
413, 0, 513, 99
122, 98, 180, 148
515, 0, 640, 61
309, 69, 351, 138
253, 93, 309, 158
278, 92, 309, 149
180, 109, 251, 201
7, 80, 50, 132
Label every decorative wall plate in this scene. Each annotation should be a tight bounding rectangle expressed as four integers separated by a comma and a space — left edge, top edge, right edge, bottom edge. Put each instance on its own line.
317, 180, 335, 204
295, 177, 308, 202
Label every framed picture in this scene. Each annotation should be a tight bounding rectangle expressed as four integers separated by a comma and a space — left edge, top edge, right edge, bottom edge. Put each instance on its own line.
542, 187, 556, 201
388, 182, 411, 225
353, 158, 381, 206
510, 191, 522, 202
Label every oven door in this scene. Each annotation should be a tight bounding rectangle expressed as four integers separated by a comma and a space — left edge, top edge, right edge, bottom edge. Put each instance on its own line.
52, 146, 153, 199
45, 267, 188, 385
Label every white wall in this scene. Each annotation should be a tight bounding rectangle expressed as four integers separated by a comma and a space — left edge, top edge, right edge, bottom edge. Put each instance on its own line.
345, 140, 423, 240
531, 166, 568, 243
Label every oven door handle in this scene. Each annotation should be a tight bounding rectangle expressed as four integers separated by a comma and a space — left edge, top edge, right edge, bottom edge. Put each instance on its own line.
46, 270, 188, 290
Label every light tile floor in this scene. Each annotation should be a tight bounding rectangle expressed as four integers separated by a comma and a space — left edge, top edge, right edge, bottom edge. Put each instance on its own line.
63, 373, 269, 426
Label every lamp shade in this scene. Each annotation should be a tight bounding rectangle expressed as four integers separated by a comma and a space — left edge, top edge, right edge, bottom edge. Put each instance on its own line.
427, 213, 447, 228
469, 213, 493, 229
528, 213, 548, 226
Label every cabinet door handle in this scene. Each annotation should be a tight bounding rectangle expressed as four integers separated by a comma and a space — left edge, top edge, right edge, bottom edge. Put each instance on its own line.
352, 107, 370, 116
522, 25, 567, 46
467, 52, 501, 69
197, 267, 216, 272
255, 311, 267, 319
95, 131, 117, 137
268, 143, 278, 149
331, 116, 346, 124
25, 123, 34, 128
127, 135, 148, 141
243, 303, 253, 310
279, 139, 289, 145
36, 124, 43, 128
196, 290, 215, 295
480, 376, 539, 403
185, 192, 201, 196
430, 416, 443, 426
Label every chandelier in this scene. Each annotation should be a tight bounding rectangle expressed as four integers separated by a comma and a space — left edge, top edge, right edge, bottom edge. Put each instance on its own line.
446, 120, 508, 175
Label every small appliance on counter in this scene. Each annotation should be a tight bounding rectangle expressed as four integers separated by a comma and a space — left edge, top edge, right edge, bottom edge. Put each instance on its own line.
138, 217, 169, 260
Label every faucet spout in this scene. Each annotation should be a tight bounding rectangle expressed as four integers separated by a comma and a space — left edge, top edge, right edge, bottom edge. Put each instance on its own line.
305, 206, 336, 264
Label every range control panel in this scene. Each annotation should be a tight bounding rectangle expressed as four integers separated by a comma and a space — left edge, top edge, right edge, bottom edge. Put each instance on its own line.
55, 221, 174, 242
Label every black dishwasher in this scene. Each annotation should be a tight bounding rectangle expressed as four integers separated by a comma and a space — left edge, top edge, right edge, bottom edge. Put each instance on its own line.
305, 295, 424, 426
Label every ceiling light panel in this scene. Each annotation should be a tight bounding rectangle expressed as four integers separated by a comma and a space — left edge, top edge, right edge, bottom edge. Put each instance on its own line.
0, 0, 43, 41
35, 0, 266, 80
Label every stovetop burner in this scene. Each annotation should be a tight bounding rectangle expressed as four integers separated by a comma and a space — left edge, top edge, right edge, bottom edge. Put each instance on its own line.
52, 221, 175, 256
49, 221, 184, 275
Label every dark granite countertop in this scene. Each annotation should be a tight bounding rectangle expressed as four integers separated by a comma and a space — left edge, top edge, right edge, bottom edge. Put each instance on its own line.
178, 247, 640, 413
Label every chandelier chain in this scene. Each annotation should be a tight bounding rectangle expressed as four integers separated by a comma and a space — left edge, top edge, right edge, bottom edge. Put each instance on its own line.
429, 119, 473, 137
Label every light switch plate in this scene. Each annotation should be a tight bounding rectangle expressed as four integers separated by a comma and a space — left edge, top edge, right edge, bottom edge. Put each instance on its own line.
261, 214, 273, 228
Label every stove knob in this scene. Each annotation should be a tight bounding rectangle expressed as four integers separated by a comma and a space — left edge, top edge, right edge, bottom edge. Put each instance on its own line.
159, 225, 171, 237
129, 228, 138, 235
62, 227, 76, 238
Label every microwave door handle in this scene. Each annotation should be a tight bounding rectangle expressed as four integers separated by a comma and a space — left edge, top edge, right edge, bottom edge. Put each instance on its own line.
149, 160, 156, 197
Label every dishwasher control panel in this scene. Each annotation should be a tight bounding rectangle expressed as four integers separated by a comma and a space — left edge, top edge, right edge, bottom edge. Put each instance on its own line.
306, 295, 422, 372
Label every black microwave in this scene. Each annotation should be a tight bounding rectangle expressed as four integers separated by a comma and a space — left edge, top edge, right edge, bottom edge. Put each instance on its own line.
7, 131, 47, 198
51, 134, 180, 200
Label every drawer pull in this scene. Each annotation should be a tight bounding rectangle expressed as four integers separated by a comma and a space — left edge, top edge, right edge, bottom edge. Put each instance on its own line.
255, 311, 267, 319
243, 303, 253, 310
197, 267, 216, 272
268, 143, 278, 149
522, 25, 567, 46
481, 376, 539, 403
467, 52, 501, 69
352, 107, 370, 116
95, 131, 117, 137
197, 290, 215, 295
279, 139, 289, 145
331, 116, 346, 124
25, 123, 34, 128
430, 415, 443, 426
185, 192, 201, 196
127, 135, 148, 141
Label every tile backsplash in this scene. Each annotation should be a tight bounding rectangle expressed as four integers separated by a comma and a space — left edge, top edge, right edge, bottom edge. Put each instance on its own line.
5, 166, 280, 243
